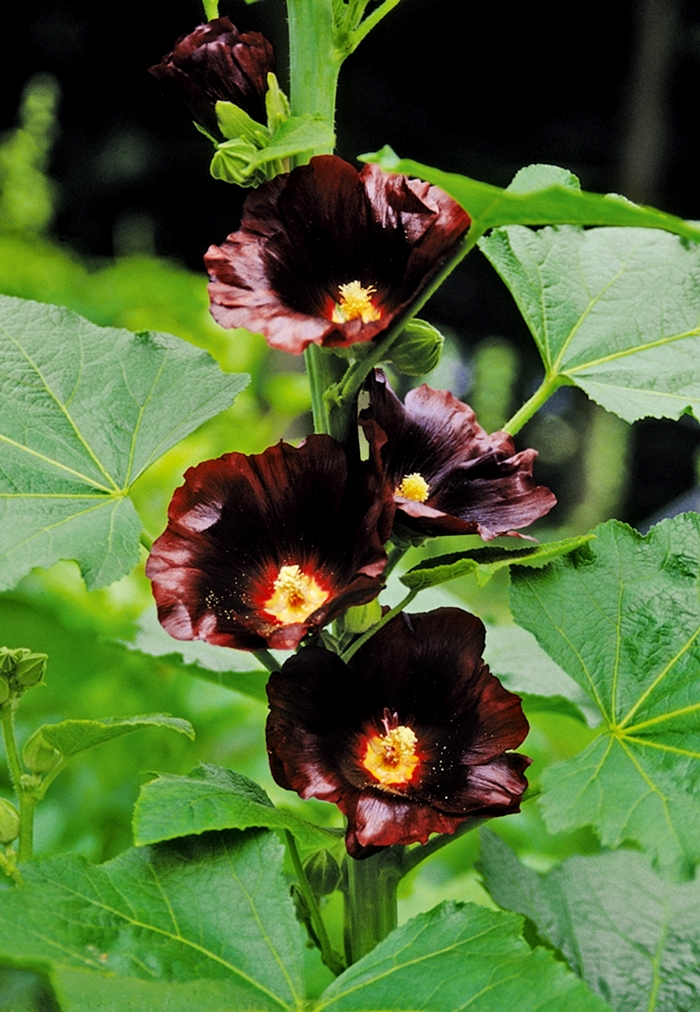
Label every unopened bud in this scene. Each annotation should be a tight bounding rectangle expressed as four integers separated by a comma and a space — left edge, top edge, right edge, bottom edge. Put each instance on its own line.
342, 600, 382, 635
0, 647, 29, 676
14, 653, 48, 688
303, 849, 341, 896
0, 799, 20, 844
391, 318, 444, 376
210, 138, 265, 187
22, 731, 61, 774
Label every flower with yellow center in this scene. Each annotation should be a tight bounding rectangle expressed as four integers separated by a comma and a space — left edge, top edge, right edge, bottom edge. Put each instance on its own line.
362, 711, 420, 788
332, 281, 381, 324
395, 472, 431, 503
264, 564, 329, 625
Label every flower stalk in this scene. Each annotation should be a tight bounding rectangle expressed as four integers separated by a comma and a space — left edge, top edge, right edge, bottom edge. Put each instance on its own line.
0, 700, 34, 862
285, 830, 346, 975
503, 374, 570, 435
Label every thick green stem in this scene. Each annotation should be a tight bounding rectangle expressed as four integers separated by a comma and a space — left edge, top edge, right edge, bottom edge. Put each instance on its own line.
288, 0, 340, 158
286, 831, 345, 975
304, 345, 348, 438
1, 702, 35, 862
502, 374, 564, 435
202, 0, 219, 20
344, 850, 401, 963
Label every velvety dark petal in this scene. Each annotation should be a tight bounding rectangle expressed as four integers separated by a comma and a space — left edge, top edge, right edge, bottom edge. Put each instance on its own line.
205, 155, 471, 354
147, 435, 390, 650
149, 17, 274, 136
265, 608, 530, 857
360, 370, 556, 539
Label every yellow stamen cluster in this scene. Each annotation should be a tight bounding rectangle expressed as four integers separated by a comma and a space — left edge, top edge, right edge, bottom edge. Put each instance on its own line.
332, 281, 381, 324
263, 564, 329, 625
363, 724, 420, 787
395, 472, 430, 503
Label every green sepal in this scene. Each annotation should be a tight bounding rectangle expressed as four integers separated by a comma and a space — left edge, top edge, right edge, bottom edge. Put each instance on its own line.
265, 72, 291, 134
0, 798, 20, 845
210, 138, 267, 186
215, 100, 270, 145
304, 848, 341, 896
342, 599, 382, 634
22, 732, 61, 774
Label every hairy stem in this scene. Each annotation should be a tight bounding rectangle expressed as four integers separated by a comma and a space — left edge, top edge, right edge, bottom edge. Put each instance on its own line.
286, 831, 346, 975
0, 703, 35, 862
288, 0, 340, 159
344, 849, 402, 963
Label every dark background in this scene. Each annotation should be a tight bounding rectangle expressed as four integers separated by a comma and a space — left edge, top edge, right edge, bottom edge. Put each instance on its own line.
3, 0, 700, 526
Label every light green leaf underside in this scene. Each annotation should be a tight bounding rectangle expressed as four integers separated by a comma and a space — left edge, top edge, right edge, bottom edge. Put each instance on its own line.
125, 607, 270, 704
479, 830, 700, 1012
362, 148, 700, 240
0, 295, 247, 588
479, 225, 700, 423
0, 830, 304, 1012
36, 714, 195, 758
510, 514, 700, 876
134, 763, 340, 852
316, 901, 610, 1011
400, 535, 592, 590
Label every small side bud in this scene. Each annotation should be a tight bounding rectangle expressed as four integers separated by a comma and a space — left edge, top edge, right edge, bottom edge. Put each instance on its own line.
303, 849, 341, 896
22, 731, 61, 774
342, 600, 382, 635
211, 138, 265, 186
0, 647, 30, 676
390, 318, 444, 376
0, 799, 20, 845
14, 653, 48, 688
265, 73, 290, 133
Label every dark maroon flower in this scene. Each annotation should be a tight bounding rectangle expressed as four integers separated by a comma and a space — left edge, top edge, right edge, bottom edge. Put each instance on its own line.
146, 435, 393, 651
360, 370, 556, 540
149, 17, 275, 137
266, 608, 530, 858
205, 155, 471, 354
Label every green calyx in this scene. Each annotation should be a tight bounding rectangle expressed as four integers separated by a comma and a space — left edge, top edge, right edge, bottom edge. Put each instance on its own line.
0, 798, 20, 845
390, 318, 445, 376
0, 648, 48, 699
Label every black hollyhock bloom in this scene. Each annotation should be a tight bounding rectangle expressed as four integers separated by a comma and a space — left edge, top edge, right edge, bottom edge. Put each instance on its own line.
266, 608, 530, 858
149, 17, 275, 137
360, 370, 556, 540
205, 155, 470, 354
146, 435, 393, 651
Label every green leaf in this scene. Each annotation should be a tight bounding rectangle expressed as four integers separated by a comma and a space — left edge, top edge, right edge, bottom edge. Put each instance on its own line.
483, 622, 600, 725
478, 830, 700, 1012
26, 714, 194, 762
252, 115, 335, 166
126, 607, 270, 703
361, 147, 700, 240
0, 295, 248, 589
134, 763, 341, 852
480, 224, 700, 423
510, 514, 700, 877
400, 534, 593, 590
0, 830, 304, 1012
316, 901, 610, 1011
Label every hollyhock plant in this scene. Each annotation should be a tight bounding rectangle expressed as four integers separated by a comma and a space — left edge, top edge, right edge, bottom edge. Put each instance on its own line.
266, 608, 530, 858
205, 155, 470, 354
360, 370, 556, 540
149, 17, 275, 138
146, 434, 393, 651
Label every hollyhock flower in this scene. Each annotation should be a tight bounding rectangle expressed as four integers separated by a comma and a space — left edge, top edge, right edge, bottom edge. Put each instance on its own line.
359, 370, 556, 540
205, 155, 470, 354
146, 435, 393, 651
149, 17, 275, 137
266, 608, 530, 858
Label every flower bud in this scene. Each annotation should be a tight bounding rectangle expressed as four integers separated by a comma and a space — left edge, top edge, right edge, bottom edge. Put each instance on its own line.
303, 849, 341, 896
22, 731, 61, 774
0, 647, 29, 676
342, 600, 382, 635
14, 653, 47, 688
211, 138, 265, 187
0, 799, 20, 845
390, 318, 444, 376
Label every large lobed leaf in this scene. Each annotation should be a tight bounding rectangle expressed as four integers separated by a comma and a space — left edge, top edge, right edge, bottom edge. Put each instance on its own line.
479, 224, 700, 423
510, 514, 700, 877
134, 763, 341, 852
479, 830, 700, 1012
316, 900, 610, 1012
0, 295, 247, 589
0, 830, 304, 1012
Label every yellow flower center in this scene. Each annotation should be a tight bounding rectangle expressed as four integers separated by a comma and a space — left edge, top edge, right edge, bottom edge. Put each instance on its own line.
395, 473, 430, 502
263, 564, 329, 625
363, 717, 420, 788
332, 281, 381, 324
